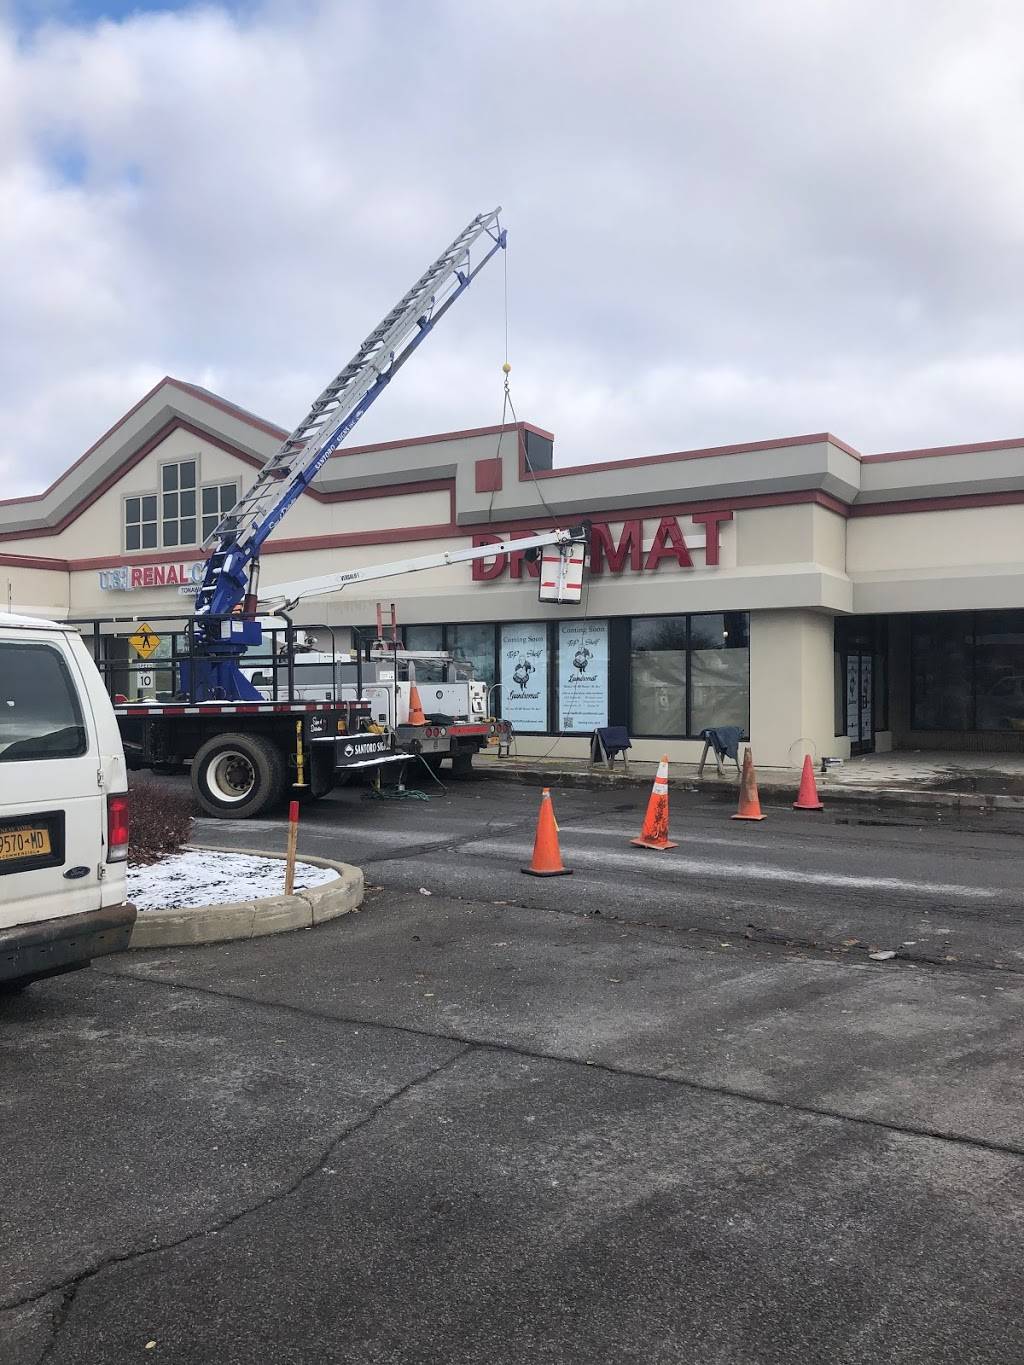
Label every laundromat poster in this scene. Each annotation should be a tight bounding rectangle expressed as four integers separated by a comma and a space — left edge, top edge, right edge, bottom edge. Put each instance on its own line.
500, 623, 549, 732
558, 620, 609, 732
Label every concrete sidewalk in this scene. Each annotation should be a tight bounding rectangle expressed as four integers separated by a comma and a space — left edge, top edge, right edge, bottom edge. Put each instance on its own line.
471, 747, 1024, 813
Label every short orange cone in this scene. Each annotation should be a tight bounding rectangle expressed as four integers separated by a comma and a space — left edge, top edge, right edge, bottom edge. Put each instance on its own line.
793, 754, 824, 811
732, 747, 766, 821
631, 755, 678, 850
407, 683, 427, 726
522, 788, 572, 877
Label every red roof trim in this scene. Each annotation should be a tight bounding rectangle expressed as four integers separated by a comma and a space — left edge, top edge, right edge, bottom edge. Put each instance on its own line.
165, 378, 289, 440
0, 551, 71, 570
861, 435, 1024, 464
849, 490, 1024, 516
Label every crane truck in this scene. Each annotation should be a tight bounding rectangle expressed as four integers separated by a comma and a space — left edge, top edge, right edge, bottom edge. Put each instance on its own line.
90, 209, 589, 818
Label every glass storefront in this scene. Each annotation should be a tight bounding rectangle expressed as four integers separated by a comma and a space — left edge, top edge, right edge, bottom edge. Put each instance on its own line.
448, 623, 497, 691
401, 624, 445, 684
912, 610, 1024, 733
356, 612, 751, 738
630, 617, 687, 736
630, 613, 749, 737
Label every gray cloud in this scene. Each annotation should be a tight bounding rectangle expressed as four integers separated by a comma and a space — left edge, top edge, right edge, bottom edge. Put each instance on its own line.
4, 0, 1024, 497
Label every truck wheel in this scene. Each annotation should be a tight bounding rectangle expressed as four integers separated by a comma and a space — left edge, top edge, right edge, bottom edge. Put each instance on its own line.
192, 733, 285, 819
450, 751, 475, 778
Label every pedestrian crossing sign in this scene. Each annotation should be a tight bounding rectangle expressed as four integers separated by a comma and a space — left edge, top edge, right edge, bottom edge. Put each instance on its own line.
128, 624, 160, 660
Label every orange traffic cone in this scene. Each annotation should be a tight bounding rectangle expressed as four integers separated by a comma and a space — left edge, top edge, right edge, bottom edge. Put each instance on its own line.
631, 755, 678, 850
522, 788, 572, 877
793, 754, 824, 811
732, 747, 766, 821
407, 683, 427, 726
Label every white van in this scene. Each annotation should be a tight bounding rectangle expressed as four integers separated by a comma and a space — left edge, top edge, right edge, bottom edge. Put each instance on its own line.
0, 613, 136, 993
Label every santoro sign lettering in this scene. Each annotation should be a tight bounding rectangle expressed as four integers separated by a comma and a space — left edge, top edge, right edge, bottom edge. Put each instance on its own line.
471, 512, 731, 581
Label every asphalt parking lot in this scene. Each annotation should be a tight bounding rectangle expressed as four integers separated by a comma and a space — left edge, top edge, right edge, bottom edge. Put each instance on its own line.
3, 778, 1024, 1363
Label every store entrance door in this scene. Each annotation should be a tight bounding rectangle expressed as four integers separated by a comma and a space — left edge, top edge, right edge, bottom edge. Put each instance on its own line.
845, 652, 874, 754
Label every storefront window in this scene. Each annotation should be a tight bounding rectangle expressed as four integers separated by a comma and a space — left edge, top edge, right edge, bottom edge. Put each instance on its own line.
911, 614, 973, 730
689, 613, 749, 733
973, 611, 1024, 732
500, 622, 549, 733
629, 613, 749, 737
630, 616, 686, 736
557, 620, 609, 732
403, 625, 444, 684
909, 609, 1024, 732
502, 625, 548, 731
446, 624, 496, 690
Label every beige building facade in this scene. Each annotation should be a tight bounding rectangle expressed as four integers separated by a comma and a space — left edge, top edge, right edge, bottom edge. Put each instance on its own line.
4, 377, 1024, 768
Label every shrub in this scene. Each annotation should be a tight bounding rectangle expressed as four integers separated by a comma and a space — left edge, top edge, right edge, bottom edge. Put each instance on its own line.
128, 774, 194, 866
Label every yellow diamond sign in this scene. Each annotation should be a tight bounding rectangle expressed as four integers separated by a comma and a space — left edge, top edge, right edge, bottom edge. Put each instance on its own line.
128, 623, 160, 660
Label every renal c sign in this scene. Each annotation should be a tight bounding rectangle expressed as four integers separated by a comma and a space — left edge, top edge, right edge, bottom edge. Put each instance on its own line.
471, 511, 731, 581
98, 562, 204, 592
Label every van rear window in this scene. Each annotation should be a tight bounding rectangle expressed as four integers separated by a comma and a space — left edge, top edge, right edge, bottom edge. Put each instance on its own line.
0, 642, 88, 762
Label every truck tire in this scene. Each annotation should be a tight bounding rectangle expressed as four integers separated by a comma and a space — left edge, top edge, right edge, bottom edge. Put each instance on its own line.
192, 732, 286, 819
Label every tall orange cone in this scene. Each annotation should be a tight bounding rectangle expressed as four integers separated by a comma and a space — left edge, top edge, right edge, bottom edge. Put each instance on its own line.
732, 747, 766, 821
407, 683, 427, 726
631, 756, 678, 850
793, 754, 824, 811
522, 788, 572, 877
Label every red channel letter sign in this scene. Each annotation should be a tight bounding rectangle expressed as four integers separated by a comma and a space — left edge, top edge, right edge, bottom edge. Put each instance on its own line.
471, 512, 731, 581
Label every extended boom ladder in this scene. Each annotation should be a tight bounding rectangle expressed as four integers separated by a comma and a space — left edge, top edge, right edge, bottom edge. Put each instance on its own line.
195, 209, 507, 621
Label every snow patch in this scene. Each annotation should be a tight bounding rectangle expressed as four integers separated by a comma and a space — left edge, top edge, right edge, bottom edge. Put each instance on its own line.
128, 848, 338, 912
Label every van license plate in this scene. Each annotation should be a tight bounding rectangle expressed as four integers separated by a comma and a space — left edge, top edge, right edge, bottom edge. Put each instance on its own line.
0, 827, 51, 861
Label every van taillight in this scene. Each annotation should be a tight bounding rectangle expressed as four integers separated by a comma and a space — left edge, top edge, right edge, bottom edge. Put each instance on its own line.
106, 793, 129, 863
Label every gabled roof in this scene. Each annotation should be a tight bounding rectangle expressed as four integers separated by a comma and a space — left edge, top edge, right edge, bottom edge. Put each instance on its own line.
0, 377, 281, 541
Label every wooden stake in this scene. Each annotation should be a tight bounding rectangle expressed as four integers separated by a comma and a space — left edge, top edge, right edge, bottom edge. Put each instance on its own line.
284, 799, 299, 895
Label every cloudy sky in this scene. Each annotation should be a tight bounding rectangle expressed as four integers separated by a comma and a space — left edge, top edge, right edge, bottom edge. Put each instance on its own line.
3, 0, 1024, 496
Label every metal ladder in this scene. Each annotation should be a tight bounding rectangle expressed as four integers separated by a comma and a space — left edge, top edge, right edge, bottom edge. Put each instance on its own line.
195, 208, 506, 617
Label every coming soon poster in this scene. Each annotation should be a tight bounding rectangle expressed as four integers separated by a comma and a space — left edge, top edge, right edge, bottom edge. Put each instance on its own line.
558, 620, 609, 732
500, 623, 549, 732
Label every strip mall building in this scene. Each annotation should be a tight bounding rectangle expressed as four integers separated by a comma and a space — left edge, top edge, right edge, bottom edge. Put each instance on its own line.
4, 377, 1024, 768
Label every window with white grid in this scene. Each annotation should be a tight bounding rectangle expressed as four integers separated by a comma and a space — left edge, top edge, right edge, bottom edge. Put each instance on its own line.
201, 482, 238, 541
161, 459, 198, 547
124, 493, 158, 551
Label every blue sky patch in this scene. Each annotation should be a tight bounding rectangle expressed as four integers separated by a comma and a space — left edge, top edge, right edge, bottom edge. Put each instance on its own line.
14, 0, 246, 26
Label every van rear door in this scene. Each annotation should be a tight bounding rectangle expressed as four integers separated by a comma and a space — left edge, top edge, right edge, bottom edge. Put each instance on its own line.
0, 629, 105, 931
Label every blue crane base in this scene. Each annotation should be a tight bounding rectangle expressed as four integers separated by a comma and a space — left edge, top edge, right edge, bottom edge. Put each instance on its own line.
180, 621, 265, 701
179, 657, 264, 703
